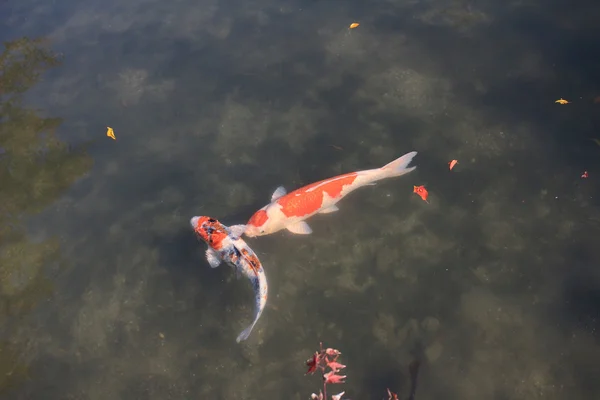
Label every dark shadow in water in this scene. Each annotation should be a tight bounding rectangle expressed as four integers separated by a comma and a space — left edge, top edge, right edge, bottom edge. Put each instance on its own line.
361, 360, 406, 399
408, 357, 421, 400
358, 342, 423, 400
558, 239, 600, 338
562, 277, 600, 339
558, 260, 600, 395
148, 225, 236, 333
150, 227, 223, 290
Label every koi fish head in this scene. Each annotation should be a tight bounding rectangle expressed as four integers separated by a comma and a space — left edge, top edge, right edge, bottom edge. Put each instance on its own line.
190, 216, 228, 249
245, 207, 272, 237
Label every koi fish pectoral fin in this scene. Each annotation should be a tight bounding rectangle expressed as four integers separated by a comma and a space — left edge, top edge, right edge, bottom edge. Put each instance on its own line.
318, 204, 339, 214
271, 186, 287, 202
287, 221, 313, 234
205, 249, 221, 268
228, 224, 247, 239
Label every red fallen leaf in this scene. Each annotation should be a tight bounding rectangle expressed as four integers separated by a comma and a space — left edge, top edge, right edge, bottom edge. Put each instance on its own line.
582, 171, 589, 178
324, 371, 346, 384
387, 388, 399, 400
310, 391, 324, 400
413, 185, 429, 202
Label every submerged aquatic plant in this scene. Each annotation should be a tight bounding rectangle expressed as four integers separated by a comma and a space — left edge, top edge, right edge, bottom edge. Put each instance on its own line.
305, 342, 346, 400
304, 342, 401, 400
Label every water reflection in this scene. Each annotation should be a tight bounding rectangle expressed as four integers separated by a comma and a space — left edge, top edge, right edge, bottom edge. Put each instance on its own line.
0, 36, 92, 393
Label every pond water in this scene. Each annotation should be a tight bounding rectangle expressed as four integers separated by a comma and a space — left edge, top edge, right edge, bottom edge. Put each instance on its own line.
1, 0, 600, 399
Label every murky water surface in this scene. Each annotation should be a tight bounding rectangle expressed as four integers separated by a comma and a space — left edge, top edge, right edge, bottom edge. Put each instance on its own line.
1, 0, 600, 399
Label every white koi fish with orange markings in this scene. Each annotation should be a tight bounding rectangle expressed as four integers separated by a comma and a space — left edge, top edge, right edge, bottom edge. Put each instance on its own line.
190, 216, 268, 342
244, 151, 418, 237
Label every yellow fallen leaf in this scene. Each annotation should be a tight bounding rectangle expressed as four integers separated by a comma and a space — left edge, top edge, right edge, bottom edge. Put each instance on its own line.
106, 126, 116, 140
349, 22, 360, 29
555, 98, 569, 104
159, 332, 165, 339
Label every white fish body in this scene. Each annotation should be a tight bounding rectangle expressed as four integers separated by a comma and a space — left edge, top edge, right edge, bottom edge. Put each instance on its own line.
245, 151, 418, 237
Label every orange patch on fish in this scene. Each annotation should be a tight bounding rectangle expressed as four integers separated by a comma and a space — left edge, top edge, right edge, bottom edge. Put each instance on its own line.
211, 231, 228, 249
248, 209, 269, 228
278, 173, 358, 218
240, 248, 262, 275
193, 218, 228, 249
413, 185, 429, 202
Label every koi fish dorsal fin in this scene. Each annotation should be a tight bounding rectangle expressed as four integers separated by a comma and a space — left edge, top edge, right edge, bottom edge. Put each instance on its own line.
318, 204, 339, 214
271, 186, 287, 202
287, 221, 313, 235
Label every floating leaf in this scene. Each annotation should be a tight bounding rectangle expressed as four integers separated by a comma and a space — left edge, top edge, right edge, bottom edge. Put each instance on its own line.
555, 98, 569, 104
413, 185, 429, 203
106, 126, 116, 140
349, 22, 360, 29
448, 159, 458, 170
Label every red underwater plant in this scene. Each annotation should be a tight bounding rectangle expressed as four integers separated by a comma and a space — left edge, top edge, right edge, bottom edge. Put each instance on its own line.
306, 342, 346, 400
304, 342, 410, 400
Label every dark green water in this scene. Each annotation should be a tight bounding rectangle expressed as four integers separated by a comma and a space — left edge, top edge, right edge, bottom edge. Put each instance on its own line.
1, 0, 600, 399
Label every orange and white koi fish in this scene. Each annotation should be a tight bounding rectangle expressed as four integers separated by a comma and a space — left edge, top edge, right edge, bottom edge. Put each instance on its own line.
244, 151, 418, 237
190, 216, 267, 342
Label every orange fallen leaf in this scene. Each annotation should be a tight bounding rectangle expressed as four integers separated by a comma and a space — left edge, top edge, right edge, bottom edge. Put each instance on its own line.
106, 126, 116, 140
413, 185, 429, 203
448, 159, 458, 170
555, 98, 569, 104
349, 22, 360, 29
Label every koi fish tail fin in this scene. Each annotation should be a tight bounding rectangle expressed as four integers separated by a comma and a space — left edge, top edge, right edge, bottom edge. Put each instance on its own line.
236, 320, 259, 343
381, 151, 418, 178
236, 303, 264, 342
236, 271, 267, 343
